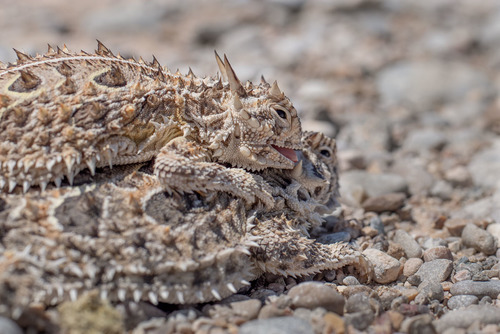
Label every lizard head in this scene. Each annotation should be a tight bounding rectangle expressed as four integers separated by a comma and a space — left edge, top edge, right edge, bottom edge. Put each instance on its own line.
302, 131, 339, 209
211, 53, 302, 171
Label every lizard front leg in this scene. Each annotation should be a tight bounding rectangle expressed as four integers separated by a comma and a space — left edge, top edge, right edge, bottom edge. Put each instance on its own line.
154, 137, 274, 208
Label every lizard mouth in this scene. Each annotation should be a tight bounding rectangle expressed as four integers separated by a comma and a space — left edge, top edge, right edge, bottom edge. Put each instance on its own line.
271, 145, 298, 163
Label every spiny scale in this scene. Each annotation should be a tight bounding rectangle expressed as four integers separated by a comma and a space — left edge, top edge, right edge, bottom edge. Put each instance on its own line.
0, 41, 303, 203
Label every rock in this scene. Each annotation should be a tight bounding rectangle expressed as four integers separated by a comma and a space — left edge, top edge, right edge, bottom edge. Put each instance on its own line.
434, 305, 500, 332
414, 259, 453, 283
322, 312, 345, 334
229, 299, 262, 320
363, 248, 401, 284
340, 171, 408, 204
447, 295, 479, 310
239, 316, 314, 334
454, 192, 500, 225
467, 139, 500, 191
343, 276, 360, 286
450, 280, 500, 299
444, 218, 468, 236
376, 60, 489, 110
403, 258, 423, 277
415, 281, 444, 303
0, 317, 23, 334
486, 223, 500, 242
362, 193, 406, 213
391, 159, 435, 196
453, 270, 472, 283
345, 293, 376, 314
444, 166, 471, 187
393, 230, 423, 259
402, 128, 447, 152
423, 246, 453, 262
461, 223, 497, 255
430, 180, 453, 200
288, 282, 345, 315
401, 314, 437, 334
343, 310, 375, 331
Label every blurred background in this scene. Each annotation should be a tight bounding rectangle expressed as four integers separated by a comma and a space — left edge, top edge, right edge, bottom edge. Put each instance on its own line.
1, 0, 499, 215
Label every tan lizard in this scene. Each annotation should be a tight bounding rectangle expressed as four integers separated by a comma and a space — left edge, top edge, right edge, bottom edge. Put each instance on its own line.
0, 42, 302, 207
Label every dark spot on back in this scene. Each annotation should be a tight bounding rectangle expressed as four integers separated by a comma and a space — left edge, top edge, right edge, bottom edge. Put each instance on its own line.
94, 66, 127, 87
8, 70, 41, 92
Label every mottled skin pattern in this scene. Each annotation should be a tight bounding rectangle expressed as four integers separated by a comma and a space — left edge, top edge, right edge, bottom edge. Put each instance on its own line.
0, 132, 369, 326
0, 43, 302, 207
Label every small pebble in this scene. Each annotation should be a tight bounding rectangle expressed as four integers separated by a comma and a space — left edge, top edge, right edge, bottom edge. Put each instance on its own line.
343, 310, 375, 331
342, 276, 360, 286
322, 312, 345, 334
229, 299, 262, 320
450, 280, 500, 299
414, 259, 453, 283
363, 248, 401, 284
453, 269, 472, 282
288, 282, 345, 315
400, 314, 437, 334
403, 258, 423, 277
461, 223, 497, 255
423, 246, 453, 262
0, 317, 23, 334
434, 305, 500, 332
444, 218, 468, 237
447, 295, 479, 309
393, 230, 423, 258
239, 316, 314, 334
361, 193, 406, 213
415, 281, 444, 303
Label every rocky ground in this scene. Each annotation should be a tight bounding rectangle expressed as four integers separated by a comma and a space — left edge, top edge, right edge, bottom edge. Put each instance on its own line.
1, 0, 500, 333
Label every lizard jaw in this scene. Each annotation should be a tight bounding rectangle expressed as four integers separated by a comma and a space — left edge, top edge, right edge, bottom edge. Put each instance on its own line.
271, 145, 298, 163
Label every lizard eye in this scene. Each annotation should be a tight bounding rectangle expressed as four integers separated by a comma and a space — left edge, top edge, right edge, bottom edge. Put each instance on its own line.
273, 106, 289, 120
319, 147, 332, 157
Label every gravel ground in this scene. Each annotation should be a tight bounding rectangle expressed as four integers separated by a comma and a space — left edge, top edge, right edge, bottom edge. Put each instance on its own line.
1, 0, 500, 333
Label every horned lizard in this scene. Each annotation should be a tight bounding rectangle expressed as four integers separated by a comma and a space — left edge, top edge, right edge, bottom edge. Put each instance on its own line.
0, 130, 369, 328
0, 42, 302, 208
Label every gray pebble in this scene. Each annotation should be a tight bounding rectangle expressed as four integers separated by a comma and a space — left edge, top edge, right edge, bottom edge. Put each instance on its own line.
401, 314, 437, 334
434, 305, 500, 332
362, 193, 406, 213
414, 259, 453, 283
393, 230, 423, 259
343, 310, 375, 331
416, 281, 444, 303
402, 128, 447, 152
343, 276, 360, 286
0, 317, 23, 334
461, 223, 497, 255
450, 280, 500, 299
391, 159, 435, 196
239, 316, 314, 334
447, 295, 479, 310
467, 141, 500, 190
288, 282, 345, 315
363, 248, 401, 284
345, 293, 373, 314
316, 232, 351, 244
340, 171, 408, 200
430, 180, 454, 200
376, 60, 489, 110
423, 246, 453, 262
